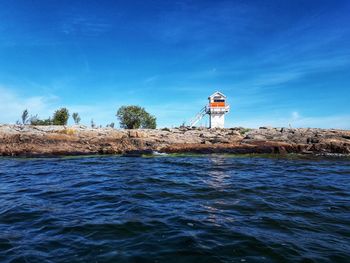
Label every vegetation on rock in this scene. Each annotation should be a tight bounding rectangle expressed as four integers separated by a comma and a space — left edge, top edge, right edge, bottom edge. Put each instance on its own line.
240, 128, 252, 135
52, 108, 69, 125
29, 115, 52, 125
22, 108, 71, 126
116, 105, 156, 129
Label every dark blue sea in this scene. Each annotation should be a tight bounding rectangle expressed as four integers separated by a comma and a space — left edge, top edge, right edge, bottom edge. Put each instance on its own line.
0, 155, 349, 263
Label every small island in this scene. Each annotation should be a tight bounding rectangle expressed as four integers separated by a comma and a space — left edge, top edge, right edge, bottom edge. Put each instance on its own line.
1, 94, 348, 157
0, 125, 349, 157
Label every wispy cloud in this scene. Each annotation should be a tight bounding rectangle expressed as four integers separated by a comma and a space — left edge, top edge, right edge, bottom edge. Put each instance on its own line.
0, 86, 58, 123
61, 16, 112, 36
0, 1, 349, 129
0, 86, 116, 126
144, 75, 159, 84
231, 112, 350, 129
149, 1, 253, 45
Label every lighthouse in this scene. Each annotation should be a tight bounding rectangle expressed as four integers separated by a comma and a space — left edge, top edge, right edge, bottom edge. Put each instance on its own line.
207, 91, 230, 128
188, 91, 230, 128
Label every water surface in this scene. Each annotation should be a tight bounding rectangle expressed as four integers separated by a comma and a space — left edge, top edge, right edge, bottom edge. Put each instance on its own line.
0, 155, 349, 262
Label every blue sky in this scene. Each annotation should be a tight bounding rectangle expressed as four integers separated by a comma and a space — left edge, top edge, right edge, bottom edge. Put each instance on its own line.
0, 0, 349, 128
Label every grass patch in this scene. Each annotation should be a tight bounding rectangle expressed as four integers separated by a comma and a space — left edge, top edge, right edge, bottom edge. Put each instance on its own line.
240, 128, 252, 135
58, 128, 76, 135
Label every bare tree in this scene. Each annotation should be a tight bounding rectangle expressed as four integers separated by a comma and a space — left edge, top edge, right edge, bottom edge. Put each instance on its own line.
21, 109, 29, 125
72, 112, 81, 125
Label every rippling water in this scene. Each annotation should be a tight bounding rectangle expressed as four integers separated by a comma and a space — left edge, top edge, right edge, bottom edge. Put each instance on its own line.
0, 155, 349, 262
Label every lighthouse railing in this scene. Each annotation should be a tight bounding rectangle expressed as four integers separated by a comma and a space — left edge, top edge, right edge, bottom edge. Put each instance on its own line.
208, 104, 230, 113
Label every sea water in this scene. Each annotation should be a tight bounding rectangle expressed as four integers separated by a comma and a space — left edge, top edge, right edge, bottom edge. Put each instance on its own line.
0, 155, 349, 262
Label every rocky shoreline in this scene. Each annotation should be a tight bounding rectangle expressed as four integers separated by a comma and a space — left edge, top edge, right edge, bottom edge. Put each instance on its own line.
0, 125, 349, 157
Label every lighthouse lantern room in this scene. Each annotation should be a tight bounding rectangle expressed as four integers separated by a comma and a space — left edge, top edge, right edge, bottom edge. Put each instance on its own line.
208, 91, 230, 128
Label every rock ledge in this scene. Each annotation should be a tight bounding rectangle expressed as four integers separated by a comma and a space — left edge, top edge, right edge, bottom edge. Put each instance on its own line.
0, 125, 349, 157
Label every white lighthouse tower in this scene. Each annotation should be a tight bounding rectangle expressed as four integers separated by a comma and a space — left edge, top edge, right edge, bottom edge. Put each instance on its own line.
207, 91, 229, 128
189, 91, 230, 128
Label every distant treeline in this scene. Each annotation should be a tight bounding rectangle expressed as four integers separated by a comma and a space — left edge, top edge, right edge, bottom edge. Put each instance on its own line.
18, 105, 156, 129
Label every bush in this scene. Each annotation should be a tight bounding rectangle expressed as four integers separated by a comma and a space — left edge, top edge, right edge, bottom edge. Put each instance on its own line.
240, 128, 252, 135
52, 108, 69, 125
116, 106, 157, 129
29, 108, 70, 126
30, 115, 52, 125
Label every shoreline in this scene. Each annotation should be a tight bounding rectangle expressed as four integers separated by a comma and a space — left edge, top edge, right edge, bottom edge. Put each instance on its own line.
0, 125, 349, 157
1, 153, 349, 161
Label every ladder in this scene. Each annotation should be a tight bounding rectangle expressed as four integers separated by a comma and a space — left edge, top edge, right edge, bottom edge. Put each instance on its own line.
189, 106, 208, 127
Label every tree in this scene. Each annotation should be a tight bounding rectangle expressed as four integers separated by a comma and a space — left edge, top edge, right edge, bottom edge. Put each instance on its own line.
116, 105, 157, 129
72, 112, 81, 125
26, 108, 70, 126
142, 114, 156, 129
21, 109, 29, 125
52, 108, 69, 125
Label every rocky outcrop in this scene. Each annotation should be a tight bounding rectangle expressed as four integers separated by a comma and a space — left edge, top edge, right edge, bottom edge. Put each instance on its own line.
0, 125, 349, 157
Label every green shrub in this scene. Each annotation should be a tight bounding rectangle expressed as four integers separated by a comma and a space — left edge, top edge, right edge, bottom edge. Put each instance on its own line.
30, 115, 52, 125
240, 128, 252, 135
52, 108, 69, 125
116, 105, 157, 129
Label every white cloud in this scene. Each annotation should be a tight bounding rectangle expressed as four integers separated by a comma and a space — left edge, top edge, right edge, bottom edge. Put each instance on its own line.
64, 104, 117, 126
1, 86, 349, 130
0, 86, 58, 124
290, 115, 350, 129
231, 112, 350, 129
0, 86, 122, 126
